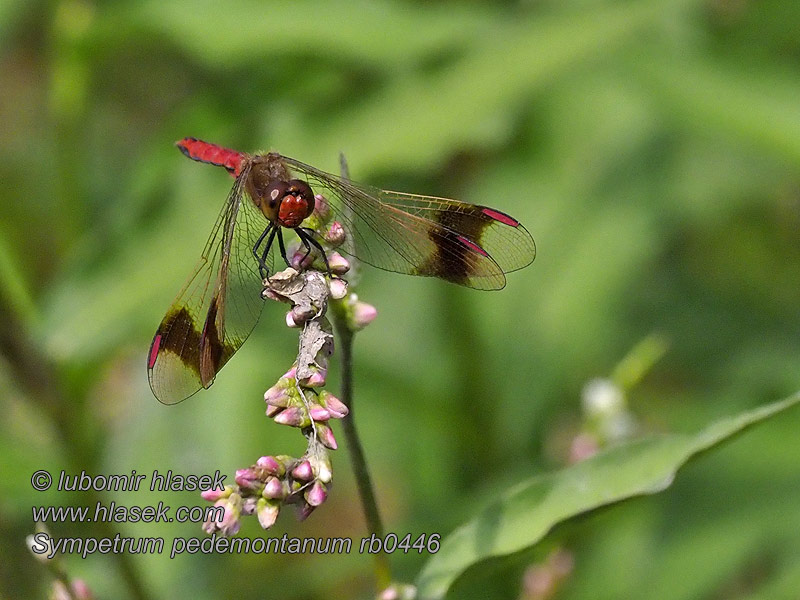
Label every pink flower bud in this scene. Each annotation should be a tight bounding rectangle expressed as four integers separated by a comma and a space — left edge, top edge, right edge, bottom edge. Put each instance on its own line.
52, 580, 96, 600
569, 433, 599, 463
262, 476, 284, 499
292, 460, 313, 481
241, 496, 258, 515
309, 404, 331, 422
71, 579, 94, 600
301, 366, 327, 388
352, 300, 377, 329
378, 584, 417, 600
324, 221, 346, 246
264, 383, 291, 407
235, 468, 263, 492
273, 406, 309, 427
320, 390, 348, 418
201, 485, 232, 502
329, 278, 348, 299
305, 480, 327, 507
316, 422, 338, 450
256, 455, 282, 475
313, 194, 331, 221
328, 252, 350, 275
203, 494, 242, 536
257, 498, 280, 529
219, 500, 241, 536
377, 588, 398, 600
290, 248, 315, 270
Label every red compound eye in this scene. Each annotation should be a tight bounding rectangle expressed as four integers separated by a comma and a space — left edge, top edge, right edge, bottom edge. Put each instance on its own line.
277, 180, 315, 227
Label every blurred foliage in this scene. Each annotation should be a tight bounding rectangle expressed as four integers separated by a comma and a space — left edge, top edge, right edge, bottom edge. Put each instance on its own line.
1, 0, 799, 598
418, 393, 800, 599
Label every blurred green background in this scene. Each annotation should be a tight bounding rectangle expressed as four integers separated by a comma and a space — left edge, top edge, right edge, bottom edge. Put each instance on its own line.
1, 0, 799, 598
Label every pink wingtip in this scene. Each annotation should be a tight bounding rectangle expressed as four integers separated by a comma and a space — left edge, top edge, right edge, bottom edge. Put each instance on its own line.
482, 207, 519, 227
457, 235, 489, 257
148, 334, 161, 369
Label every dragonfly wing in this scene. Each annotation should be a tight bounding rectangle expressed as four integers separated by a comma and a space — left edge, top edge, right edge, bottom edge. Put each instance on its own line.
147, 165, 271, 404
282, 157, 535, 290
375, 190, 536, 274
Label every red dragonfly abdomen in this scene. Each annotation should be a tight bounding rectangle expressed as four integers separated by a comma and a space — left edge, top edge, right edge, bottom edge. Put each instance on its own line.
176, 137, 246, 176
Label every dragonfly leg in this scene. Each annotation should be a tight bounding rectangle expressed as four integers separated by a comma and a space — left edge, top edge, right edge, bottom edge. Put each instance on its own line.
276, 227, 292, 268
297, 227, 331, 278
297, 232, 314, 266
259, 231, 276, 279
252, 223, 272, 260
253, 224, 276, 279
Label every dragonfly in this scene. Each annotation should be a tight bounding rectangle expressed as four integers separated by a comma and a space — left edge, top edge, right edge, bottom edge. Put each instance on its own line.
147, 138, 536, 404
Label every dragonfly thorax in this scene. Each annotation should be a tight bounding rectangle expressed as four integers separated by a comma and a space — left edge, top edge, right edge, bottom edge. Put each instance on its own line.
246, 156, 315, 227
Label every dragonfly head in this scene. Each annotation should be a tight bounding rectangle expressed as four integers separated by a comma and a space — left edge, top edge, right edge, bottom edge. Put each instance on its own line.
246, 156, 315, 227
278, 179, 315, 228
250, 174, 315, 228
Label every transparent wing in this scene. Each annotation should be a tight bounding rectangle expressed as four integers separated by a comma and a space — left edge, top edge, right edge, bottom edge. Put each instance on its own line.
147, 164, 271, 404
282, 157, 536, 290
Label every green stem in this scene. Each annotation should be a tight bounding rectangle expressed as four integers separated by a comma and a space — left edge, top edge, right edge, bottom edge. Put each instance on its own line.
336, 325, 392, 590
50, 559, 76, 600
333, 152, 390, 589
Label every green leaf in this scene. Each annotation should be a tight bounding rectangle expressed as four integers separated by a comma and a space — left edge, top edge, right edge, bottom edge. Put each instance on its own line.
416, 393, 800, 599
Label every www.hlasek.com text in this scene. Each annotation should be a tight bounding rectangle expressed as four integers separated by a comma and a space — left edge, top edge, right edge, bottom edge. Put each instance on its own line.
32, 500, 223, 525
29, 532, 441, 559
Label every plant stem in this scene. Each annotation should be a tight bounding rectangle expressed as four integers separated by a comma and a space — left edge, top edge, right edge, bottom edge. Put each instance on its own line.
50, 560, 76, 600
336, 325, 392, 590
333, 152, 390, 589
